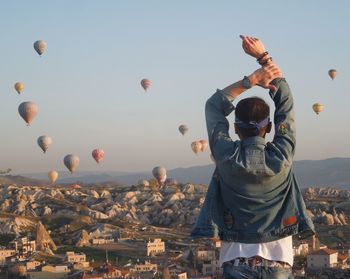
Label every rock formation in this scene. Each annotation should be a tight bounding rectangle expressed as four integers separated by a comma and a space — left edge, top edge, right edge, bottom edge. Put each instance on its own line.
35, 221, 57, 253
76, 229, 90, 247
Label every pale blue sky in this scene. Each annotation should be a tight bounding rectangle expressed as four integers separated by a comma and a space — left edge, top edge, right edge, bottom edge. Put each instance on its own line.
0, 1, 349, 173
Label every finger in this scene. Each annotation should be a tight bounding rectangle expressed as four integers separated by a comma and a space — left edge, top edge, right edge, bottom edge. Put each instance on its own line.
263, 63, 277, 69
271, 69, 282, 75
240, 35, 248, 42
258, 83, 275, 91
246, 37, 255, 45
242, 44, 249, 52
267, 84, 277, 91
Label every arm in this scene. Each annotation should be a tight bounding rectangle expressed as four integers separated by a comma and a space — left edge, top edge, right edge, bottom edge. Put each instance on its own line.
269, 78, 296, 162
206, 65, 282, 161
239, 35, 294, 160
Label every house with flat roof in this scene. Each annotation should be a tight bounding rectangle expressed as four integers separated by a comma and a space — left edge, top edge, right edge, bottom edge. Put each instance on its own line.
307, 248, 338, 269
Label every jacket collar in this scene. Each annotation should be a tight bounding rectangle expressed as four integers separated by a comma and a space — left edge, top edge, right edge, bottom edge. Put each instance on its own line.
242, 136, 266, 147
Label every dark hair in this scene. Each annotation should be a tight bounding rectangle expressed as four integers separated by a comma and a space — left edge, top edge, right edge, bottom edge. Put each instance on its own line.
235, 97, 270, 137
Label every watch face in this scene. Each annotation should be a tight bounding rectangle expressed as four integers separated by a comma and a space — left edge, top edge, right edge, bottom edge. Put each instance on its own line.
242, 76, 251, 89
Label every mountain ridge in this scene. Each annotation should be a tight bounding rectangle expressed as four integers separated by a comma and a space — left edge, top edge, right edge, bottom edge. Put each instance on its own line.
4, 157, 350, 188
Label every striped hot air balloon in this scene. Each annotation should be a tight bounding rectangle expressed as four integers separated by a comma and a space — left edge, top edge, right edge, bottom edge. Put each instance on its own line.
141, 78, 151, 91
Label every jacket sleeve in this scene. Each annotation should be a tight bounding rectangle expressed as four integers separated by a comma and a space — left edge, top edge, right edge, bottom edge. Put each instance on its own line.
205, 90, 238, 162
268, 78, 296, 163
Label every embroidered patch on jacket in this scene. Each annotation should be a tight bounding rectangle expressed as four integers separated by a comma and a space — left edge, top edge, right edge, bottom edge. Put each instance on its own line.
278, 123, 287, 135
283, 216, 297, 227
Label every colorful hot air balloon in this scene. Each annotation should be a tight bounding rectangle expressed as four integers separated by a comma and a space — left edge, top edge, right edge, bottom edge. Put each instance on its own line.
152, 166, 167, 185
312, 103, 324, 115
37, 136, 52, 153
48, 170, 58, 184
18, 102, 38, 126
199, 139, 208, 152
34, 40, 47, 56
138, 179, 150, 187
328, 69, 337, 80
14, 82, 24, 94
92, 149, 105, 163
64, 154, 80, 173
191, 141, 202, 155
178, 124, 189, 136
141, 78, 151, 91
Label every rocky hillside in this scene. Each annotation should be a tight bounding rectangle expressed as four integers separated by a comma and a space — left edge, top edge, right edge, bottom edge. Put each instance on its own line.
0, 183, 349, 238
0, 183, 207, 235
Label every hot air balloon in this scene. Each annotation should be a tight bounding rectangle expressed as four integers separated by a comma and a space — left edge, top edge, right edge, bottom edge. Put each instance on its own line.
328, 69, 337, 80
18, 102, 38, 126
152, 166, 167, 185
199, 139, 208, 152
92, 149, 105, 164
138, 179, 150, 187
37, 136, 52, 153
191, 141, 202, 155
34, 40, 47, 56
312, 103, 324, 115
141, 78, 151, 91
178, 124, 189, 136
48, 170, 58, 184
64, 154, 80, 173
14, 82, 24, 94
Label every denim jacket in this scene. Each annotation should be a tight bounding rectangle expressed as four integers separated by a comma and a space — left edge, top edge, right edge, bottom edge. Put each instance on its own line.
191, 78, 315, 243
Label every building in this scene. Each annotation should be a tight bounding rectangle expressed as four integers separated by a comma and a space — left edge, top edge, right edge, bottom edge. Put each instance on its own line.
201, 260, 222, 278
337, 253, 349, 269
26, 261, 41, 271
307, 248, 338, 269
91, 238, 114, 245
43, 265, 69, 273
14, 237, 36, 256
213, 239, 221, 248
196, 248, 215, 262
168, 264, 187, 279
146, 238, 165, 256
130, 261, 158, 273
0, 249, 16, 263
97, 263, 122, 278
73, 261, 90, 271
293, 243, 309, 256
27, 265, 69, 279
66, 251, 87, 263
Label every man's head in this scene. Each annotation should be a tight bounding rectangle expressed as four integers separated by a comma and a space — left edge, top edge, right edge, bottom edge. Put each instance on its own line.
234, 97, 272, 140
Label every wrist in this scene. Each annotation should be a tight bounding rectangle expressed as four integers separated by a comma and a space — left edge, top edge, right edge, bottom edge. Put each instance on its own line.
256, 51, 268, 60
259, 55, 272, 66
247, 73, 259, 87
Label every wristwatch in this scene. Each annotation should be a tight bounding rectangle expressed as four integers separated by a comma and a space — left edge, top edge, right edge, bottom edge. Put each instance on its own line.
242, 76, 252, 89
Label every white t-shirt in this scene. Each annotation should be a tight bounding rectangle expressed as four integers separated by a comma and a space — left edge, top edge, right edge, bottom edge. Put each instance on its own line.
219, 236, 294, 267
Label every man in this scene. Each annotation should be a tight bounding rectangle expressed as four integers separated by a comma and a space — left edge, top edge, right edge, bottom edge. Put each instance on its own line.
191, 36, 315, 279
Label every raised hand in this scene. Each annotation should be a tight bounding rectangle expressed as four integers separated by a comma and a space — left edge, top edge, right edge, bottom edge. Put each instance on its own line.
240, 35, 266, 59
249, 63, 283, 91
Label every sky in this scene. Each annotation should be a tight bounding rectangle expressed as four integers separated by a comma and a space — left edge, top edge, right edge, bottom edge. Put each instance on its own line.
0, 1, 349, 174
